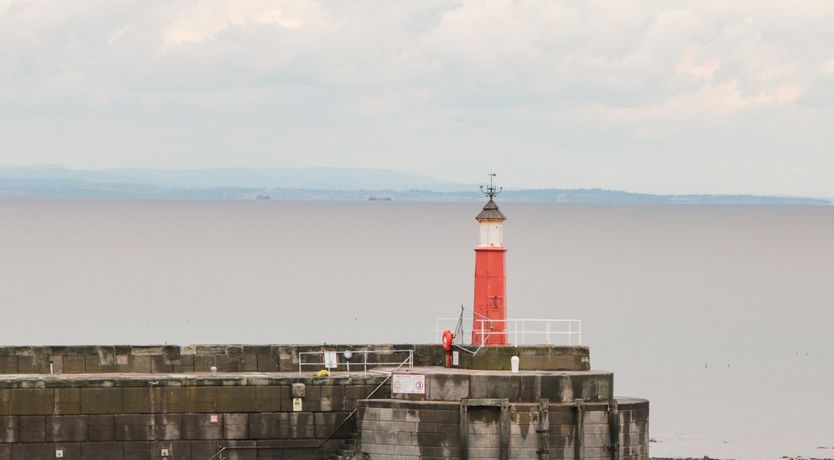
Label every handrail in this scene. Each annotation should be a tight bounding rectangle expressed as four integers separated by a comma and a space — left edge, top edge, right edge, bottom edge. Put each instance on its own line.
297, 349, 414, 374
435, 317, 582, 346
314, 352, 414, 448
206, 353, 414, 459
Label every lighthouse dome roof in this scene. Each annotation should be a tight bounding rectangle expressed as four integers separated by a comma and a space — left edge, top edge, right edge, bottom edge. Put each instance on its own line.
476, 198, 506, 221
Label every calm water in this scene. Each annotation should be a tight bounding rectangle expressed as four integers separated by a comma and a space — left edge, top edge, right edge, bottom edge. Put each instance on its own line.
1, 198, 833, 459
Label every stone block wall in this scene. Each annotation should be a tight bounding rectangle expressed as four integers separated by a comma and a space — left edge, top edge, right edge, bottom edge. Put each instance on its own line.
0, 344, 590, 375
357, 398, 649, 460
396, 370, 614, 403
0, 374, 387, 460
0, 343, 606, 459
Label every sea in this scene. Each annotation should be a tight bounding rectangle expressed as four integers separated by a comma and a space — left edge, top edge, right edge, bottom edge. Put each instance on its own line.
1, 198, 832, 459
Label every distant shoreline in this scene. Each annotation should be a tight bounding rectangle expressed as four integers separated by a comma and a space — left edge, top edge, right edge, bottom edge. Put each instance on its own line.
1, 166, 829, 206
0, 187, 829, 206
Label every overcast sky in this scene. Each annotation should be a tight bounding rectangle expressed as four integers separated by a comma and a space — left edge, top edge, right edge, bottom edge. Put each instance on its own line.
1, 1, 833, 195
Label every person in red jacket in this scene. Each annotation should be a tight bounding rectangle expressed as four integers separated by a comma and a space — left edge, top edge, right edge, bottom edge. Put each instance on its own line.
442, 329, 454, 368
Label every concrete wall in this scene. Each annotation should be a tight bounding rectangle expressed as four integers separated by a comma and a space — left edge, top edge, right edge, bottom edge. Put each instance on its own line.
358, 398, 649, 460
0, 344, 613, 459
0, 374, 387, 460
0, 345, 590, 374
394, 371, 614, 403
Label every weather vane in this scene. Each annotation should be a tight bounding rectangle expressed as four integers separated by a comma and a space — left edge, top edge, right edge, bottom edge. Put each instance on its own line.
480, 172, 502, 199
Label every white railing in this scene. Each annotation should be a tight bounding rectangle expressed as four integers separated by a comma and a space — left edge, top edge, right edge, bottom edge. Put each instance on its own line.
297, 349, 414, 375
434, 318, 582, 346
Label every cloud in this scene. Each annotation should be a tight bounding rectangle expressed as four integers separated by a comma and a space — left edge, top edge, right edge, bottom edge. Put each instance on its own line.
676, 51, 720, 80
0, 0, 12, 19
821, 58, 834, 76
0, 0, 833, 196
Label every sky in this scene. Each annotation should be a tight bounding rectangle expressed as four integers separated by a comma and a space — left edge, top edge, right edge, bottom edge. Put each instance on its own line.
1, 0, 833, 196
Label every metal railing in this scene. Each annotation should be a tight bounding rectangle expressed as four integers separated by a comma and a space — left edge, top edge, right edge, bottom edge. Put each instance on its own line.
209, 353, 414, 459
297, 349, 414, 375
434, 317, 582, 346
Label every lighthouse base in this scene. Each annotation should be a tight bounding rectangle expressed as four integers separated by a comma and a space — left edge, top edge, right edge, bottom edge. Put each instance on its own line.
358, 367, 648, 459
359, 397, 649, 459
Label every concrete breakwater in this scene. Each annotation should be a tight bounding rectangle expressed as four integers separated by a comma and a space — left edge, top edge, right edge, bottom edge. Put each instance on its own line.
0, 344, 646, 459
358, 397, 648, 459
0, 345, 590, 375
359, 367, 648, 459
0, 372, 380, 459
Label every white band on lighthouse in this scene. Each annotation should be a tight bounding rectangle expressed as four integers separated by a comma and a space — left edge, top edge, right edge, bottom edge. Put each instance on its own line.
478, 220, 504, 247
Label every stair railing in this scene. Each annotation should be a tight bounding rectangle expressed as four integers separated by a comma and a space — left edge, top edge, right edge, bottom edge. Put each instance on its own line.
206, 352, 414, 459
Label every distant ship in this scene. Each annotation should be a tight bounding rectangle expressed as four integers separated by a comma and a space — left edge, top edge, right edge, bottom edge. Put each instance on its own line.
256, 194, 272, 200
368, 196, 392, 201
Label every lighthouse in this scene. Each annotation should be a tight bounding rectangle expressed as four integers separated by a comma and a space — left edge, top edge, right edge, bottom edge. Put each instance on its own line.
472, 174, 508, 346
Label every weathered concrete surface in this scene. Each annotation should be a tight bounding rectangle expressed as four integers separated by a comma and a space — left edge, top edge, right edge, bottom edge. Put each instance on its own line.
0, 344, 590, 375
388, 367, 613, 403
457, 346, 591, 372
0, 372, 387, 412
0, 372, 385, 459
358, 397, 649, 460
0, 345, 636, 460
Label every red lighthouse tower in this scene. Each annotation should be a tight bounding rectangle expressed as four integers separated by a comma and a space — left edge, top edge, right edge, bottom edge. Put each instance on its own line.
472, 175, 508, 346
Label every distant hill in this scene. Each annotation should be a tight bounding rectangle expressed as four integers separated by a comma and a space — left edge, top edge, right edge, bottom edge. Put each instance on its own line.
0, 166, 829, 205
0, 166, 467, 192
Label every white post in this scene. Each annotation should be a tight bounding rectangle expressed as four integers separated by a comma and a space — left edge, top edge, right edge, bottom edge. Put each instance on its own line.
511, 356, 520, 373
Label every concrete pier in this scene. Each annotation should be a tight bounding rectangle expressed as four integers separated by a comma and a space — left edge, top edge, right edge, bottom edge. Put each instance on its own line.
0, 371, 383, 459
0, 345, 590, 375
0, 344, 647, 459
357, 368, 648, 460
357, 398, 648, 460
